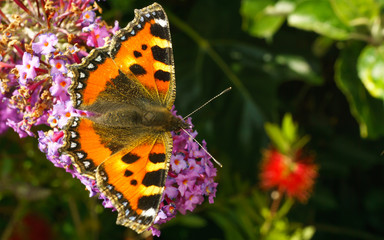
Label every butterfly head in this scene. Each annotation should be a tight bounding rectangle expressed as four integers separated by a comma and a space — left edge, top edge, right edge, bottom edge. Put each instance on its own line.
142, 107, 191, 132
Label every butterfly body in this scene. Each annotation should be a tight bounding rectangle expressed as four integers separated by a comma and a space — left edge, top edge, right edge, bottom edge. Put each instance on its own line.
62, 3, 187, 233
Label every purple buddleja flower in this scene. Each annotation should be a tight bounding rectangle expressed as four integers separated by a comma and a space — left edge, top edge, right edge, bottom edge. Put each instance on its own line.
15, 52, 40, 85
6, 119, 29, 138
49, 73, 71, 101
171, 154, 187, 173
49, 59, 67, 75
47, 100, 78, 128
32, 33, 58, 55
0, 0, 118, 137
86, 25, 110, 47
176, 172, 197, 196
82, 10, 96, 23
150, 109, 218, 236
184, 187, 204, 212
0, 96, 20, 135
112, 21, 120, 34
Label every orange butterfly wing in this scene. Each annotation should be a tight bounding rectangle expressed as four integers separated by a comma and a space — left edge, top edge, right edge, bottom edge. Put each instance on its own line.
96, 133, 172, 233
110, 3, 175, 109
62, 117, 112, 178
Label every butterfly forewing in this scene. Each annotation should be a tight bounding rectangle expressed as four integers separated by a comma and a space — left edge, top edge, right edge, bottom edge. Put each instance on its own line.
68, 46, 119, 109
109, 3, 176, 109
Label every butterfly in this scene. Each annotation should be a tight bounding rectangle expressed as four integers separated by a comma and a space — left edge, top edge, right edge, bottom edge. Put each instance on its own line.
61, 3, 189, 233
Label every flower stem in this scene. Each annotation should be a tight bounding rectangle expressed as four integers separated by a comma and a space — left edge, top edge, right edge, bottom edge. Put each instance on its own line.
68, 197, 85, 240
1, 200, 26, 240
0, 9, 10, 24
13, 0, 31, 14
270, 189, 283, 217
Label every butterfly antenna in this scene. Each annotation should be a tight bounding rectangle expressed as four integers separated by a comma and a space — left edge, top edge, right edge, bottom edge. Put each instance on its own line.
183, 87, 232, 120
181, 128, 223, 168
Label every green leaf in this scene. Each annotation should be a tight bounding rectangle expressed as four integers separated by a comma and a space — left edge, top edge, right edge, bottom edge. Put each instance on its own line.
274, 54, 323, 85
357, 45, 384, 100
288, 0, 351, 40
282, 113, 297, 144
335, 42, 384, 138
240, 0, 293, 38
265, 122, 290, 153
276, 198, 294, 219
330, 0, 379, 26
302, 226, 316, 240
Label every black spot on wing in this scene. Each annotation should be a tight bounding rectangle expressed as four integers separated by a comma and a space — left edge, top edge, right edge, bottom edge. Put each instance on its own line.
124, 169, 133, 177
151, 46, 171, 65
129, 64, 147, 75
130, 179, 138, 186
154, 70, 170, 82
149, 153, 165, 163
142, 44, 148, 50
138, 194, 161, 210
142, 169, 165, 187
122, 153, 140, 164
133, 50, 142, 58
150, 23, 169, 40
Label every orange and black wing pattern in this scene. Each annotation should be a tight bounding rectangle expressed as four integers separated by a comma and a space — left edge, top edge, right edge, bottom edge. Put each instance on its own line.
109, 3, 176, 109
62, 117, 112, 178
96, 133, 173, 233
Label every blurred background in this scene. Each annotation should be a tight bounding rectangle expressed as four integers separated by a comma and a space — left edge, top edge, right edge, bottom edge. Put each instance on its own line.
1, 0, 384, 239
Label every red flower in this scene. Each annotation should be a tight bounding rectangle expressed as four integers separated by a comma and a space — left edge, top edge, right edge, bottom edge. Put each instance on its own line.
260, 148, 318, 202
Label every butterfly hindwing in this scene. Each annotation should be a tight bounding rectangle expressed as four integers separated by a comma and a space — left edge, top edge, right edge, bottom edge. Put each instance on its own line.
62, 117, 112, 178
109, 3, 176, 109
96, 132, 173, 233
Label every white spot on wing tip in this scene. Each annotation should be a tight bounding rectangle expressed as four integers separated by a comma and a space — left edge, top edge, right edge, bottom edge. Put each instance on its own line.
156, 18, 167, 27
95, 55, 102, 62
83, 161, 90, 168
87, 63, 94, 69
77, 82, 83, 89
141, 208, 156, 217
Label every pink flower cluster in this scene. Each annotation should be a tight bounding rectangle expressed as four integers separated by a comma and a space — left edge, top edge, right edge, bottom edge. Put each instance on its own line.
0, 0, 218, 235
151, 113, 218, 236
